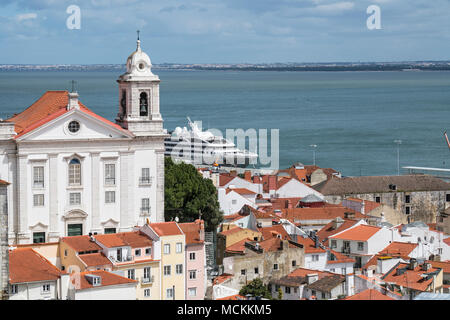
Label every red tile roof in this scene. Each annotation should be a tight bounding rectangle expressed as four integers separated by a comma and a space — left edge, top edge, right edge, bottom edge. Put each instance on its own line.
427, 260, 450, 274
217, 294, 246, 300
444, 238, 450, 246
94, 231, 152, 248
0, 179, 10, 185
295, 237, 326, 254
179, 221, 204, 245
257, 237, 297, 252
149, 221, 184, 236
346, 198, 382, 213
218, 226, 245, 237
382, 262, 441, 292
316, 219, 360, 243
329, 225, 381, 241
219, 175, 235, 187
213, 273, 234, 285
72, 270, 137, 290
6, 91, 132, 139
9, 248, 63, 284
281, 206, 366, 222
61, 235, 102, 253
380, 242, 418, 257
343, 289, 395, 300
327, 250, 355, 264
79, 253, 112, 267
257, 225, 291, 241
226, 188, 256, 195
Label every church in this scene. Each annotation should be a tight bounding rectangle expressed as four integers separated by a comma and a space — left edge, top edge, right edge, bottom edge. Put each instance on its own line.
0, 37, 167, 245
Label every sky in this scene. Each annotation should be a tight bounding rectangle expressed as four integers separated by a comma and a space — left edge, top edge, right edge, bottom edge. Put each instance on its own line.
0, 0, 450, 64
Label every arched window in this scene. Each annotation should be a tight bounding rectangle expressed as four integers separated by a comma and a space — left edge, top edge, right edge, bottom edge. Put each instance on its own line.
69, 158, 81, 186
139, 92, 148, 116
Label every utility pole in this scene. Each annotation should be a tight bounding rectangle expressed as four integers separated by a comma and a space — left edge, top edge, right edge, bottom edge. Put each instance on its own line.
310, 144, 317, 166
394, 140, 402, 175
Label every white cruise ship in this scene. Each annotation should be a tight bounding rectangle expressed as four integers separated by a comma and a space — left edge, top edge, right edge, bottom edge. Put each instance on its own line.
164, 118, 258, 167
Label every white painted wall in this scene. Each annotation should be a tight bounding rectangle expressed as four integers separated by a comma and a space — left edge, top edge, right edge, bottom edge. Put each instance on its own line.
8, 280, 58, 300
70, 283, 137, 300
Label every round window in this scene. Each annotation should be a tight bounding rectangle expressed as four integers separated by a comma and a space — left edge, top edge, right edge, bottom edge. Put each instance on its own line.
139, 62, 145, 70
68, 121, 80, 133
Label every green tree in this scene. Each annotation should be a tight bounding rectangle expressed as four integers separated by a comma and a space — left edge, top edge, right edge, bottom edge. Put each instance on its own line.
239, 278, 272, 300
164, 157, 223, 231
277, 287, 283, 300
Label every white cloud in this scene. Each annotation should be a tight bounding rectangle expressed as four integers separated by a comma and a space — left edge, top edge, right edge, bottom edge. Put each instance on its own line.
16, 13, 37, 22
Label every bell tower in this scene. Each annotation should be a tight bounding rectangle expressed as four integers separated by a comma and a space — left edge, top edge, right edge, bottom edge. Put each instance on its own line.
116, 32, 163, 135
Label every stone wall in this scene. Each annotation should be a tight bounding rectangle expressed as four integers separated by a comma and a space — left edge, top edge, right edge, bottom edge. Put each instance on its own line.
325, 190, 448, 224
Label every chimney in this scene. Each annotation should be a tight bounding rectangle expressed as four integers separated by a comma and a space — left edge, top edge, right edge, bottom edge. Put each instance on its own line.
409, 258, 418, 270
244, 170, 252, 182
67, 91, 80, 110
314, 235, 319, 248
332, 217, 344, 230
421, 263, 432, 271
306, 273, 319, 284
361, 200, 365, 215
195, 219, 205, 242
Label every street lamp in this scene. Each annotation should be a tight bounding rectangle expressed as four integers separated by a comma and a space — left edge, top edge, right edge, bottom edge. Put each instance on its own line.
310, 144, 317, 166
394, 139, 402, 175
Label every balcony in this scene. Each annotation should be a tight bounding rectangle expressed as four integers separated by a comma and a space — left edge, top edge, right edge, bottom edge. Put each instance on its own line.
33, 181, 44, 188
139, 177, 153, 186
141, 275, 155, 284
342, 247, 351, 254
105, 178, 116, 186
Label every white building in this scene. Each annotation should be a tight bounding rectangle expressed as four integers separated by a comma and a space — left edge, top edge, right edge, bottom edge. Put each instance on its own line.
0, 37, 167, 244
218, 187, 257, 215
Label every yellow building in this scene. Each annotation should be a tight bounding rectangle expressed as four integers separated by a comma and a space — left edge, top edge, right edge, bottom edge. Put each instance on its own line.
216, 226, 262, 265
141, 222, 186, 300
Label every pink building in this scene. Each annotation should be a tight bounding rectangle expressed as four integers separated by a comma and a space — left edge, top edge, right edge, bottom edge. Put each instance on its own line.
179, 220, 207, 300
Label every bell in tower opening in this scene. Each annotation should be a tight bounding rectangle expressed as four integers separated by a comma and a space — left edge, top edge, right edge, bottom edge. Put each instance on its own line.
139, 92, 148, 116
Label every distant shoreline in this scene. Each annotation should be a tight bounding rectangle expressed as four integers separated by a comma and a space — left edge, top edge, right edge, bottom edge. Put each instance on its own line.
1, 62, 450, 72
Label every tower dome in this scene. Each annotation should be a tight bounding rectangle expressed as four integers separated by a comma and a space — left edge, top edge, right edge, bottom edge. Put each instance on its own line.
119, 34, 158, 81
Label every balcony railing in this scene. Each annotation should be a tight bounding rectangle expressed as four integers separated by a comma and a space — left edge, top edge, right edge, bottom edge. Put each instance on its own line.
141, 275, 154, 284
105, 178, 116, 185
33, 181, 44, 188
139, 177, 153, 186
342, 247, 351, 254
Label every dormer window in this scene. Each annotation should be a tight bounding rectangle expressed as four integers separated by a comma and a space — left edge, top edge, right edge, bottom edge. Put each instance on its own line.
139, 92, 148, 116
68, 158, 81, 186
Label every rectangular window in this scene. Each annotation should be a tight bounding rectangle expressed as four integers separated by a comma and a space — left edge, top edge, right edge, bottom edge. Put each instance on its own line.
273, 264, 279, 270
375, 196, 381, 203
67, 224, 82, 237
104, 164, 116, 185
232, 200, 237, 205
285, 287, 291, 294
140, 168, 151, 184
446, 194, 450, 202
68, 161, 81, 186
141, 198, 150, 214
292, 260, 296, 267
33, 194, 44, 207
145, 247, 152, 256
164, 244, 170, 254
189, 270, 196, 279
358, 242, 364, 251
164, 265, 171, 276
166, 288, 173, 299
127, 269, 135, 280
176, 264, 183, 275
117, 248, 122, 261
188, 288, 197, 297
42, 284, 50, 293
69, 192, 81, 205
144, 267, 151, 280
104, 228, 116, 234
254, 267, 259, 274
312, 255, 319, 262
33, 232, 45, 244
135, 249, 141, 257
405, 207, 411, 215
342, 268, 346, 275
405, 195, 411, 204
10, 285, 17, 295
176, 242, 183, 253
241, 269, 246, 276
331, 240, 337, 249
105, 191, 115, 204
33, 166, 44, 188
189, 252, 196, 260
330, 268, 335, 273
144, 289, 150, 297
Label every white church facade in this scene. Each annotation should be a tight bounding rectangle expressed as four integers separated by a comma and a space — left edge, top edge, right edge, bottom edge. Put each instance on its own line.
0, 38, 168, 244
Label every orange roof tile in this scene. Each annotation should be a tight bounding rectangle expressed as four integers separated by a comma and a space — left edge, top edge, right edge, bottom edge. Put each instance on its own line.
179, 221, 204, 245
444, 238, 450, 246
9, 248, 63, 284
295, 237, 326, 254
427, 260, 450, 274
343, 289, 395, 300
79, 253, 112, 267
61, 235, 102, 253
327, 250, 355, 264
219, 226, 246, 237
257, 225, 291, 241
149, 221, 184, 236
226, 188, 256, 195
329, 225, 381, 241
316, 219, 360, 242
380, 242, 418, 257
217, 294, 246, 300
225, 238, 250, 254
0, 179, 10, 185
213, 273, 234, 285
382, 263, 441, 291
72, 270, 137, 290
94, 231, 152, 248
219, 175, 235, 187
281, 206, 366, 222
